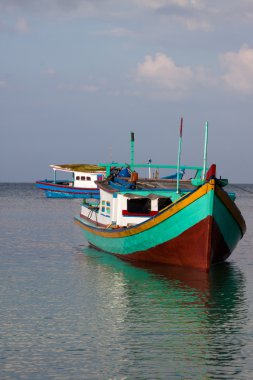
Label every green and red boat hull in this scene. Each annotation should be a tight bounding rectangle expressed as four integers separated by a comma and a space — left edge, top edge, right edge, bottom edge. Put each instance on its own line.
75, 179, 246, 272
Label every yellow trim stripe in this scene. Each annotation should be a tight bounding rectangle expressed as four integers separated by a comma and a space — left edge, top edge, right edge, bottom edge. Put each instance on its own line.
76, 181, 215, 238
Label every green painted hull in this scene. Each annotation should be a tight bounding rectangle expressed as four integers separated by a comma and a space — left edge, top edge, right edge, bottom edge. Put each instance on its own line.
75, 180, 246, 271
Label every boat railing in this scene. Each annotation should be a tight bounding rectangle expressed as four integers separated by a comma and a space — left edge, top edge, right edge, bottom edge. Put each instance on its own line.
99, 162, 207, 180
52, 179, 74, 185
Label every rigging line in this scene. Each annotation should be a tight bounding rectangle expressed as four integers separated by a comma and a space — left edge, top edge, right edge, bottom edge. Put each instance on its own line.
232, 184, 253, 194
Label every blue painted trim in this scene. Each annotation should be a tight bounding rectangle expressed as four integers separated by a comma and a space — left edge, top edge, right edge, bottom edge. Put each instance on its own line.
36, 181, 100, 199
45, 190, 100, 199
101, 214, 111, 218
36, 182, 99, 195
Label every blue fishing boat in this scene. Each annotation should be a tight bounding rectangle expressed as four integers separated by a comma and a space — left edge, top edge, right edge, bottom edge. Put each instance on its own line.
36, 164, 106, 199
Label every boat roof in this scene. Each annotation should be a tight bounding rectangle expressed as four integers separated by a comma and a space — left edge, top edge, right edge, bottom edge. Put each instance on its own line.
50, 164, 106, 173
98, 178, 196, 194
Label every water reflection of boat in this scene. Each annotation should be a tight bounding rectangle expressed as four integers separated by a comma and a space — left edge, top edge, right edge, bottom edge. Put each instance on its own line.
129, 261, 212, 293
77, 246, 245, 307
129, 261, 245, 297
134, 260, 247, 326
77, 246, 247, 378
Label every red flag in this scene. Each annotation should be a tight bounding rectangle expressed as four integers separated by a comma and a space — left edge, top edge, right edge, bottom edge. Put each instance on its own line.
180, 117, 183, 137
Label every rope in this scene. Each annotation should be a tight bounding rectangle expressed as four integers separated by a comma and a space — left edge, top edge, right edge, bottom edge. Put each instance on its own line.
232, 184, 253, 194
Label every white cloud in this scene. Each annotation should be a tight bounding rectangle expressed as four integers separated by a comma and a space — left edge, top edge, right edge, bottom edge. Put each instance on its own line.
135, 47, 253, 100
0, 0, 118, 19
134, 52, 222, 99
220, 45, 253, 94
0, 0, 253, 33
133, 1, 253, 32
135, 0, 202, 10
134, 0, 212, 31
136, 53, 193, 99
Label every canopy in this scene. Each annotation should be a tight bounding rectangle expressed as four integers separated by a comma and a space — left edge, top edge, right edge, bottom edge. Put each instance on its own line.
50, 164, 106, 173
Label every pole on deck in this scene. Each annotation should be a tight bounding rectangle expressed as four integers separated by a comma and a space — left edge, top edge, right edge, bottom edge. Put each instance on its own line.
130, 132, 135, 170
148, 159, 152, 179
176, 117, 183, 194
202, 121, 208, 180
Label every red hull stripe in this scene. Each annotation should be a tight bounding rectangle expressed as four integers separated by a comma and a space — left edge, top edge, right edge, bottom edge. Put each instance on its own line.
122, 210, 158, 216
36, 181, 97, 191
114, 216, 230, 272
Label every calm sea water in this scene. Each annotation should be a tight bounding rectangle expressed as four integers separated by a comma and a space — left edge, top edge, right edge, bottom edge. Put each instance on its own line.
1, 183, 253, 380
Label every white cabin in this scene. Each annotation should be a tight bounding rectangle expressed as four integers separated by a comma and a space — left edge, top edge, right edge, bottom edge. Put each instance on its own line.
50, 164, 106, 188
80, 187, 173, 228
74, 171, 104, 188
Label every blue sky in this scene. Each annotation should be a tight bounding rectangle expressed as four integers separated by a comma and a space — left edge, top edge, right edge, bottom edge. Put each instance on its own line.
1, 0, 253, 182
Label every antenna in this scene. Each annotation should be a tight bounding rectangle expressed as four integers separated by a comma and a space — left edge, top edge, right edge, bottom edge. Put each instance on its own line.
130, 132, 135, 170
202, 121, 208, 180
176, 117, 183, 194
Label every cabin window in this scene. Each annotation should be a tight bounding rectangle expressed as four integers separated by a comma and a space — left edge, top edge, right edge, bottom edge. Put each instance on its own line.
127, 198, 151, 214
81, 176, 86, 181
76, 176, 80, 180
101, 200, 110, 215
86, 176, 91, 181
158, 197, 172, 211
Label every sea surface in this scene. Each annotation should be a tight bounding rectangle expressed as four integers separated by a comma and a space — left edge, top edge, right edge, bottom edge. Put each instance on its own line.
1, 183, 253, 380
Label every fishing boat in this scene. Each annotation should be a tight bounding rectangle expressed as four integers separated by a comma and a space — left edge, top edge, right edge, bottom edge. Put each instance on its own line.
75, 122, 246, 272
35, 133, 184, 199
36, 164, 106, 198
